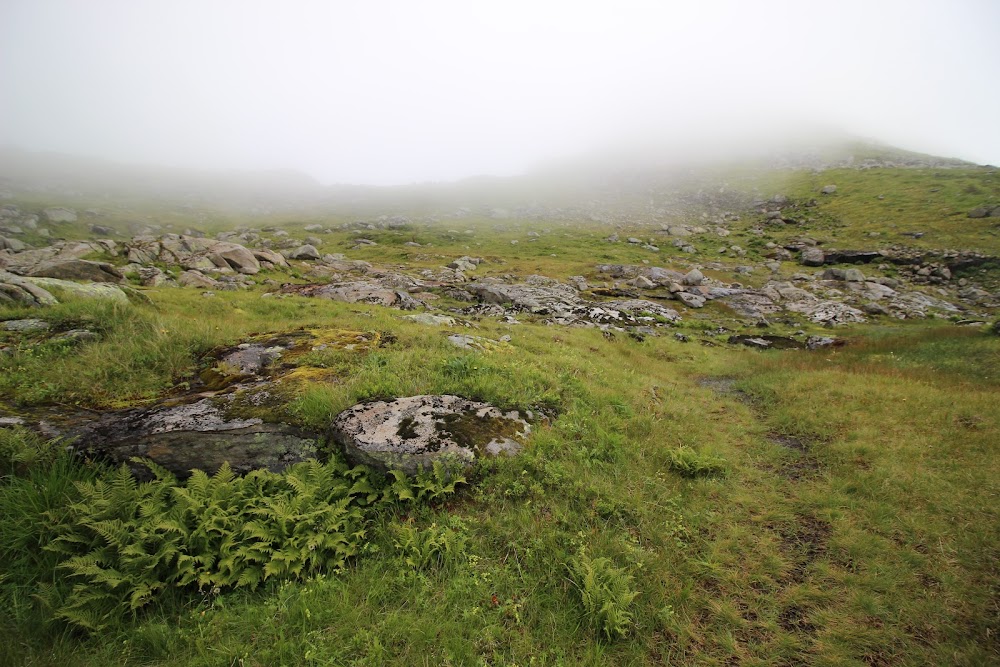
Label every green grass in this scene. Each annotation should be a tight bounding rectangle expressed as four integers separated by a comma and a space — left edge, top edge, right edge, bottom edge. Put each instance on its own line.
1, 161, 999, 665
1, 288, 997, 665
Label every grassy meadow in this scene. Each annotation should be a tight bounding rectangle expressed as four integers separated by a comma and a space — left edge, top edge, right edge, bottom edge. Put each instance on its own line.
1, 163, 999, 666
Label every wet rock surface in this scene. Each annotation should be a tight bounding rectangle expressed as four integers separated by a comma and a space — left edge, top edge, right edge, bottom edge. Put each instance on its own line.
66, 397, 320, 479
331, 395, 531, 475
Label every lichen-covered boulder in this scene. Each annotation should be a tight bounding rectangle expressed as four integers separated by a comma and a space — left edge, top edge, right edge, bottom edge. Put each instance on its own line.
331, 395, 530, 475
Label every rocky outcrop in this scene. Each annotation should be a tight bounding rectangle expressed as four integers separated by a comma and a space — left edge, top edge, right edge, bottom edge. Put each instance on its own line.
462, 278, 680, 326
331, 395, 530, 475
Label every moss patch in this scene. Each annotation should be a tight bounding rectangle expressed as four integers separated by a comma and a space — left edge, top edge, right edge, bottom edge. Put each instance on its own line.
434, 410, 524, 454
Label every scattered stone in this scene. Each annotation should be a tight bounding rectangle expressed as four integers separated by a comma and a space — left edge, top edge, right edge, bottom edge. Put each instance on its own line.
821, 185, 837, 195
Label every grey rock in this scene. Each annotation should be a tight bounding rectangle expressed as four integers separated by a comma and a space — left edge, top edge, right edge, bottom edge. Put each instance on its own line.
287, 244, 321, 260
785, 299, 866, 325
821, 185, 837, 195
54, 329, 99, 344
177, 270, 219, 288
43, 207, 77, 223
677, 292, 706, 308
0, 236, 27, 252
209, 242, 261, 274
22, 277, 131, 303
968, 207, 990, 218
403, 313, 456, 326
69, 397, 318, 478
252, 248, 289, 267
28, 259, 124, 283
279, 280, 422, 309
331, 395, 530, 475
682, 268, 704, 286
446, 334, 503, 351
805, 336, 842, 350
800, 247, 825, 267
2, 318, 50, 332
862, 302, 890, 315
0, 270, 58, 307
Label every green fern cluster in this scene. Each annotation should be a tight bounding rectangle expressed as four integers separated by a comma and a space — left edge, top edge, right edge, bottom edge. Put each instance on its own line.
665, 446, 727, 478
567, 546, 639, 641
393, 518, 466, 570
383, 459, 467, 503
41, 457, 464, 631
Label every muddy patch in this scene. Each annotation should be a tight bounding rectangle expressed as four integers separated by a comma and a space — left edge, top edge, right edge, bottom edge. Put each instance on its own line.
697, 376, 755, 406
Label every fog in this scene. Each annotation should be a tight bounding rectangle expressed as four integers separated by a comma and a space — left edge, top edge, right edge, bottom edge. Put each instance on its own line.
1, 0, 998, 185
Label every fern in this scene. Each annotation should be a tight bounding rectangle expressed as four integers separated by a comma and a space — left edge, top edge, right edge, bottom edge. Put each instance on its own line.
567, 546, 639, 641
38, 455, 465, 631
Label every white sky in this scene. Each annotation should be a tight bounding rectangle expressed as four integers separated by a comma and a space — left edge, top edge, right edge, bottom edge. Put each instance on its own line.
1, 0, 998, 185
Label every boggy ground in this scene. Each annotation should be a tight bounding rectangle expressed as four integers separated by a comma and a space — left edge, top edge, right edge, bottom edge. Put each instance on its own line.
0, 162, 999, 666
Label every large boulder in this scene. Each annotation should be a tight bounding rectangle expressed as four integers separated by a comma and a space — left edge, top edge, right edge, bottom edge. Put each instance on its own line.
252, 248, 289, 267
43, 207, 77, 223
682, 268, 704, 286
208, 242, 260, 274
21, 276, 131, 303
800, 247, 825, 267
331, 395, 530, 475
286, 244, 321, 260
0, 236, 27, 252
0, 270, 58, 307
28, 259, 124, 283
177, 270, 219, 288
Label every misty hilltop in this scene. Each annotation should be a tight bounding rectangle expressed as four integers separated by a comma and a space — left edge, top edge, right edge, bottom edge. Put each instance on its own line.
0, 135, 982, 216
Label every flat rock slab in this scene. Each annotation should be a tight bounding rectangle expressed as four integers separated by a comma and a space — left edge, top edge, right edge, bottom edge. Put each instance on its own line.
331, 395, 530, 475
67, 397, 319, 479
